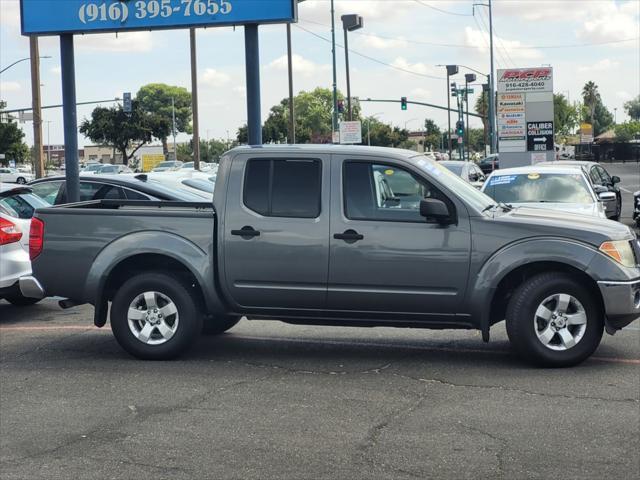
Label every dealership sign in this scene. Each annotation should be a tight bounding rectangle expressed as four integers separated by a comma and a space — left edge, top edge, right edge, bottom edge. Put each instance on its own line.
21, 0, 297, 35
497, 68, 553, 94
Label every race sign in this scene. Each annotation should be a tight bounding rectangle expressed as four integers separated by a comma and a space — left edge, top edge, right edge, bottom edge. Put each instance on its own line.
527, 122, 554, 152
21, 0, 297, 35
497, 68, 553, 93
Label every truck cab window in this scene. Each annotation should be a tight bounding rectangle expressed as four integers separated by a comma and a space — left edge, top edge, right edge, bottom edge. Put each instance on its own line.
344, 161, 446, 222
244, 159, 321, 218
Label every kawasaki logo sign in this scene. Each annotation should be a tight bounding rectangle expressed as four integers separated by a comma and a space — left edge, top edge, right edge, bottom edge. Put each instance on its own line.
497, 68, 553, 93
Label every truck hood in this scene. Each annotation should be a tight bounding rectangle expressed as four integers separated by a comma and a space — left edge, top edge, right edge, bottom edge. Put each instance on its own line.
506, 202, 606, 219
493, 206, 634, 245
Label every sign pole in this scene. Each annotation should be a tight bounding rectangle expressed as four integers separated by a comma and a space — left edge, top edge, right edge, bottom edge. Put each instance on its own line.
29, 36, 44, 179
244, 24, 262, 146
190, 28, 201, 170
60, 34, 80, 203
286, 23, 295, 144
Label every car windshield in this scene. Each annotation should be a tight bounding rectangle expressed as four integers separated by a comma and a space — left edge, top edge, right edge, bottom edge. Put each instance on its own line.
84, 164, 102, 172
441, 163, 464, 176
181, 178, 214, 193
410, 156, 494, 213
181, 162, 194, 169
98, 166, 117, 173
155, 162, 174, 168
483, 172, 594, 204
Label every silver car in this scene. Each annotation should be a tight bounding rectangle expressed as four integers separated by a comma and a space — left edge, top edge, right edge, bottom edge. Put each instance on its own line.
0, 208, 34, 306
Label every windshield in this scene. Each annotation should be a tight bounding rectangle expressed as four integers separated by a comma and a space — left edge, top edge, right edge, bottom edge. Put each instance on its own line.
483, 172, 594, 204
441, 163, 464, 176
156, 162, 174, 168
410, 156, 494, 213
84, 164, 102, 172
182, 178, 214, 194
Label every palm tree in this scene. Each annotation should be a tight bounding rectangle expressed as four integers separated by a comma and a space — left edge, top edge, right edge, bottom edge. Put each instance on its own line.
475, 91, 489, 147
582, 81, 600, 125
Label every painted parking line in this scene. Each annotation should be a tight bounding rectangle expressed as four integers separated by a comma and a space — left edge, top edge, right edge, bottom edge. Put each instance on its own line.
1, 326, 638, 365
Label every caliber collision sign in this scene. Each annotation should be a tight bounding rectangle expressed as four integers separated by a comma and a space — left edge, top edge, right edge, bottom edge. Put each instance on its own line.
527, 122, 554, 152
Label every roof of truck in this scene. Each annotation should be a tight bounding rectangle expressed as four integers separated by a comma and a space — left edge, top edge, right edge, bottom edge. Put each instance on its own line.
229, 144, 420, 158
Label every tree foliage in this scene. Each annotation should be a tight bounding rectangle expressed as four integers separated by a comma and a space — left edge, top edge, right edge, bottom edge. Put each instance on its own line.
0, 102, 30, 165
176, 138, 235, 163
580, 81, 613, 136
553, 94, 579, 137
624, 95, 640, 121
80, 100, 152, 165
364, 117, 412, 148
423, 119, 441, 150
136, 83, 192, 155
614, 121, 640, 143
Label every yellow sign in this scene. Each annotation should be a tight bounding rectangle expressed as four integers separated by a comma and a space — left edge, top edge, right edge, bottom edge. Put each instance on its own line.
141, 154, 165, 172
384, 169, 395, 176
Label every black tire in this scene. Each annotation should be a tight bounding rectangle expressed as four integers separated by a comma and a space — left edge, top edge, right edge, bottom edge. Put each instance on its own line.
5, 294, 41, 306
202, 315, 241, 336
505, 273, 604, 367
110, 272, 202, 360
16, 177, 27, 185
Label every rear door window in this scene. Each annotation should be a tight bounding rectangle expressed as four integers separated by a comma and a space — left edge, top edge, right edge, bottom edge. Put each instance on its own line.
30, 181, 63, 205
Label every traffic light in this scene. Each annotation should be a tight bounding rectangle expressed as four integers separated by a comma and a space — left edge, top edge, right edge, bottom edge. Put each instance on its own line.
337, 100, 345, 114
456, 120, 465, 137
401, 97, 407, 110
450, 83, 458, 97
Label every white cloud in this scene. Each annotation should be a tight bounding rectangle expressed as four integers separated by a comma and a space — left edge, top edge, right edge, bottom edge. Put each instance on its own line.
616, 91, 633, 101
75, 32, 154, 53
50, 66, 61, 75
267, 54, 330, 77
357, 34, 408, 50
0, 81, 21, 93
464, 27, 542, 61
201, 68, 231, 87
410, 88, 431, 100
0, 0, 20, 29
390, 57, 434, 76
576, 1, 640, 44
578, 59, 620, 72
233, 86, 246, 96
300, 0, 415, 22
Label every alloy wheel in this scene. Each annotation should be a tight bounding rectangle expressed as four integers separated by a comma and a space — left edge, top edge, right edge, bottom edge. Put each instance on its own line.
533, 293, 587, 351
127, 291, 179, 345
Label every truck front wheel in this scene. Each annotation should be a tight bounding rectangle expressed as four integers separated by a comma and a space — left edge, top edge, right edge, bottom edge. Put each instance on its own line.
110, 272, 202, 360
505, 273, 604, 367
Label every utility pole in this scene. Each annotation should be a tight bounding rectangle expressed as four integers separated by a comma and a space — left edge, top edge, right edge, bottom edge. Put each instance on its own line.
488, 0, 496, 154
171, 97, 177, 161
190, 28, 200, 170
330, 0, 339, 140
286, 23, 295, 143
29, 36, 44, 178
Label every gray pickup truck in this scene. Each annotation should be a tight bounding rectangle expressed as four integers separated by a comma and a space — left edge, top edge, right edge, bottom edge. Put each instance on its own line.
20, 146, 640, 366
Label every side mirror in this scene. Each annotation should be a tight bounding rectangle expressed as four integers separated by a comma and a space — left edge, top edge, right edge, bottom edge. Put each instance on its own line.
420, 199, 452, 224
611, 175, 621, 184
598, 191, 617, 202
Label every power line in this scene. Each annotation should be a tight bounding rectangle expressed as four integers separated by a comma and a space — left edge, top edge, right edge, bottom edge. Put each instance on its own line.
294, 24, 446, 80
412, 0, 473, 17
298, 17, 639, 50
475, 9, 513, 68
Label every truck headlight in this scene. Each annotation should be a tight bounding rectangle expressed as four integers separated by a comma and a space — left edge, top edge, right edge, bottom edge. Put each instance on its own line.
599, 241, 637, 268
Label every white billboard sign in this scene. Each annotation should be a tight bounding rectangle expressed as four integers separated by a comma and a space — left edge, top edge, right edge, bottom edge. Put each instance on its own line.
339, 121, 362, 144
497, 68, 553, 93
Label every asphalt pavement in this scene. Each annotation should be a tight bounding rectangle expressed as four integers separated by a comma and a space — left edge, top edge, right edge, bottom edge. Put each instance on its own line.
0, 162, 638, 480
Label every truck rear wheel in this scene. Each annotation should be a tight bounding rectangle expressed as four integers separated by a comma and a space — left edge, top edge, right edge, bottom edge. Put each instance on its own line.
505, 273, 604, 367
202, 315, 241, 336
110, 272, 202, 360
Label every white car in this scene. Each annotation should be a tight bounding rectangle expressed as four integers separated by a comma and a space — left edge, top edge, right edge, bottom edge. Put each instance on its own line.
0, 167, 34, 185
0, 208, 36, 306
81, 163, 104, 174
143, 171, 215, 199
481, 166, 609, 219
180, 161, 214, 172
152, 161, 183, 172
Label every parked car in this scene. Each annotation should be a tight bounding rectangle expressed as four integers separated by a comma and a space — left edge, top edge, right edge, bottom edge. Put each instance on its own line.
0, 185, 50, 222
28, 175, 208, 205
81, 163, 104, 174
478, 154, 499, 174
144, 171, 215, 199
440, 161, 486, 189
0, 208, 38, 306
20, 145, 639, 367
482, 166, 609, 219
0, 167, 34, 185
89, 164, 134, 175
633, 190, 640, 228
180, 161, 214, 172
538, 161, 622, 220
152, 161, 183, 172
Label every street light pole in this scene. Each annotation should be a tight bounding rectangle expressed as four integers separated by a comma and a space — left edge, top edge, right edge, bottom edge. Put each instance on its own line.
330, 0, 339, 139
488, 0, 496, 154
0, 55, 51, 75
341, 14, 364, 122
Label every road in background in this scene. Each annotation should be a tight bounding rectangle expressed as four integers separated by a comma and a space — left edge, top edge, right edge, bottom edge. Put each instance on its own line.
1, 300, 638, 480
606, 162, 639, 231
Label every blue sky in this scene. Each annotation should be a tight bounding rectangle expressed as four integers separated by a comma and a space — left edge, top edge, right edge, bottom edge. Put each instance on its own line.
1, 0, 639, 147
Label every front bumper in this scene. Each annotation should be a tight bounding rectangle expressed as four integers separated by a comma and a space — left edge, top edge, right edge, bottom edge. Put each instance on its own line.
598, 279, 640, 330
19, 276, 45, 299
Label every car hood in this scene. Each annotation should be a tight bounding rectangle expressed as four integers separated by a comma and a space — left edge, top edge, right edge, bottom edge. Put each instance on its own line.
493, 205, 634, 245
506, 202, 606, 219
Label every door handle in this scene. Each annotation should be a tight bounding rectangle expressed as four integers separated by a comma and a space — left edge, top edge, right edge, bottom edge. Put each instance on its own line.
334, 229, 364, 242
231, 226, 260, 238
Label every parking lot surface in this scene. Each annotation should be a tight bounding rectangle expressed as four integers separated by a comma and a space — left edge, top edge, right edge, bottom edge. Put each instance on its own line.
1, 300, 638, 480
607, 162, 639, 231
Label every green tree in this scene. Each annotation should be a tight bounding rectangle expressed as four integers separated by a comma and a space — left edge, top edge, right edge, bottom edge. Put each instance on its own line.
237, 87, 360, 144
137, 84, 192, 156
176, 138, 235, 163
80, 100, 152, 165
423, 119, 441, 151
468, 128, 486, 153
614, 121, 640, 143
553, 93, 579, 138
582, 81, 600, 125
364, 117, 411, 148
0, 102, 30, 166
624, 95, 640, 121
